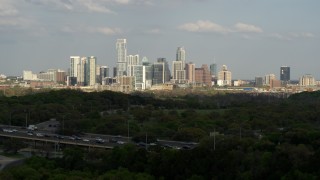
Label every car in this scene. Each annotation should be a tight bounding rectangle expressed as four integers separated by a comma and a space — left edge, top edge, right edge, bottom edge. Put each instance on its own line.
116, 141, 125, 144
36, 133, 44, 137
95, 138, 105, 144
82, 139, 90, 142
72, 135, 82, 140
3, 129, 13, 133
27, 132, 33, 136
68, 136, 75, 140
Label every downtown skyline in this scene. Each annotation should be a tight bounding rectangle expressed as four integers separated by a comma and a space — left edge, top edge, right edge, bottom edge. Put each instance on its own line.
0, 0, 319, 79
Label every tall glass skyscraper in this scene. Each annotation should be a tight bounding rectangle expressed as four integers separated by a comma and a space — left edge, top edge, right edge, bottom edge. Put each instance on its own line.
116, 39, 127, 77
280, 66, 290, 82
176, 47, 186, 69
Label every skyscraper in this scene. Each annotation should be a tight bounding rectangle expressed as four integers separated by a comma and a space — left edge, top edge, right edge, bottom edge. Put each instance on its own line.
116, 39, 127, 77
70, 56, 80, 78
280, 66, 290, 82
127, 54, 140, 77
152, 58, 171, 85
264, 74, 276, 86
77, 57, 87, 86
299, 74, 315, 86
173, 47, 186, 83
210, 63, 218, 79
217, 65, 232, 86
87, 56, 97, 86
186, 62, 195, 83
195, 64, 211, 86
176, 47, 186, 68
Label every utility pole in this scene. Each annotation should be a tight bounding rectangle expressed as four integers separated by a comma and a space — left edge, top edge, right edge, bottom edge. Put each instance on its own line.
214, 128, 216, 151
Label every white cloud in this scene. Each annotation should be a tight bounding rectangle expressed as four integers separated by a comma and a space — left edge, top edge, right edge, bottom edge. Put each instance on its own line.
24, 0, 153, 14
61, 25, 122, 35
269, 32, 316, 41
87, 27, 122, 35
234, 22, 263, 33
178, 20, 230, 33
0, 0, 19, 16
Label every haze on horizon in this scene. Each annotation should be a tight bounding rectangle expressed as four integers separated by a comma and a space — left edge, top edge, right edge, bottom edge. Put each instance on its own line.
0, 0, 319, 80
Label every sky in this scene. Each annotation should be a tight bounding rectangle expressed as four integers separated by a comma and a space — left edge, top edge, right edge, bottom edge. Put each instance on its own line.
0, 0, 319, 80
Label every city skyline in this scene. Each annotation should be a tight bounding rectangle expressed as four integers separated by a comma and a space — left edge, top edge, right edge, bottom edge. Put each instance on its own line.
0, 0, 319, 79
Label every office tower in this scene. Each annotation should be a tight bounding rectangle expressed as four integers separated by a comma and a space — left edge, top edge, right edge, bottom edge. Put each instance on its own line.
280, 66, 290, 82
173, 47, 186, 83
172, 60, 186, 82
141, 57, 152, 89
23, 70, 37, 80
127, 54, 140, 77
210, 63, 218, 79
186, 62, 195, 83
87, 56, 97, 86
217, 65, 232, 86
56, 70, 66, 84
299, 74, 315, 86
195, 64, 211, 86
152, 58, 171, 85
100, 66, 109, 78
132, 65, 144, 90
70, 56, 80, 78
176, 47, 186, 65
141, 56, 149, 66
255, 76, 264, 87
116, 39, 127, 77
96, 65, 101, 84
265, 74, 276, 86
77, 57, 87, 86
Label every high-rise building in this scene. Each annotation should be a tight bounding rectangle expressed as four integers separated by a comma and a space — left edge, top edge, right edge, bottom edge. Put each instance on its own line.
186, 62, 195, 83
176, 47, 186, 61
217, 65, 232, 86
265, 74, 276, 86
210, 63, 218, 79
173, 47, 186, 83
280, 66, 290, 82
299, 74, 315, 86
127, 54, 140, 77
70, 56, 80, 78
255, 76, 264, 87
195, 64, 211, 86
141, 57, 152, 89
152, 58, 171, 85
77, 57, 87, 86
172, 60, 186, 82
116, 39, 127, 77
87, 56, 97, 86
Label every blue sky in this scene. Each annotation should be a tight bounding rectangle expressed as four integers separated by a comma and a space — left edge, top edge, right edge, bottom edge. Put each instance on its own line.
0, 0, 319, 80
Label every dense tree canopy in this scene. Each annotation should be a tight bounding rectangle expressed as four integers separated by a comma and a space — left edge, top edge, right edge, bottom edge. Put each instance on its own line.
1, 90, 320, 179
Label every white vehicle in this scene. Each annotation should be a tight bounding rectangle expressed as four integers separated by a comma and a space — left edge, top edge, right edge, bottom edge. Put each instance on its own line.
27, 125, 38, 131
36, 133, 44, 137
83, 139, 90, 142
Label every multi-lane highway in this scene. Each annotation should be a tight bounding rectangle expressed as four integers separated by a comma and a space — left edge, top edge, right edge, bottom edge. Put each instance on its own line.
0, 125, 198, 150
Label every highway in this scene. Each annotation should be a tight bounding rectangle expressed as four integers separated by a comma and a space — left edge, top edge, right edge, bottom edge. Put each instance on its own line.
0, 125, 198, 150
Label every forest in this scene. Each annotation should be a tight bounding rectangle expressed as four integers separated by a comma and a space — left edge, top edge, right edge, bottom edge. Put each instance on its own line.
1, 89, 320, 179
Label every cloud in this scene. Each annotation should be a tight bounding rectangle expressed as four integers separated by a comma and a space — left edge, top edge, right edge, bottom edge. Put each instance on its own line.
0, 0, 19, 16
234, 22, 263, 33
61, 25, 122, 35
24, 0, 153, 14
178, 20, 230, 33
269, 32, 316, 41
87, 27, 122, 35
